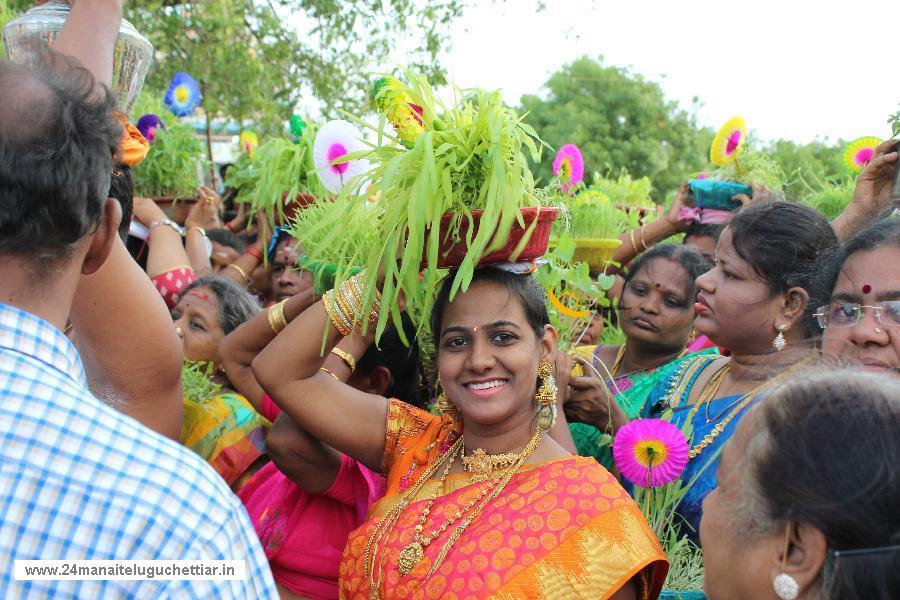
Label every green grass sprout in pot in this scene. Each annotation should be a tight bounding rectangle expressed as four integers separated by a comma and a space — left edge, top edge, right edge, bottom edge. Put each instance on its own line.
589, 169, 656, 208
286, 195, 376, 293
799, 176, 855, 220
707, 147, 785, 192
330, 69, 553, 343
251, 120, 326, 227
534, 235, 614, 354
133, 116, 206, 198
224, 151, 261, 205
181, 359, 222, 404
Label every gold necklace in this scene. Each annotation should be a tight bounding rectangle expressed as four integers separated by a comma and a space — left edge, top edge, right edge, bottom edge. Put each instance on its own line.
399, 429, 542, 576
365, 429, 542, 597
364, 437, 463, 599
462, 441, 531, 483
688, 355, 814, 460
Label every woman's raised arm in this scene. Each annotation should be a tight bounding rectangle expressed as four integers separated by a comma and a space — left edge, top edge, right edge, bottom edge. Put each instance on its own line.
220, 288, 317, 410
252, 291, 388, 473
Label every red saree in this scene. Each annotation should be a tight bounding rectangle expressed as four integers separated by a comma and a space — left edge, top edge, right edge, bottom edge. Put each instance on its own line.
338, 400, 667, 599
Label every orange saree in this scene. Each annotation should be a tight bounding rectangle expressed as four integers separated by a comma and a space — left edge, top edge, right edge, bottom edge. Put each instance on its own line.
338, 400, 667, 599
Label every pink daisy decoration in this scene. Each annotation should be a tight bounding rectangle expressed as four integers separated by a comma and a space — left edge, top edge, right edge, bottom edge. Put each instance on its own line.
613, 418, 689, 488
553, 144, 585, 192
313, 120, 371, 194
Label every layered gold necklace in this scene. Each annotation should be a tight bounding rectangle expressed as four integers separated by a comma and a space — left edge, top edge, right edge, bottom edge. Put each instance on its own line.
687, 355, 814, 460
364, 429, 543, 598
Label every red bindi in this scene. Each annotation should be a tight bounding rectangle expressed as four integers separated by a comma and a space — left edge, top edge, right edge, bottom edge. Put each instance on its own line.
862, 284, 872, 294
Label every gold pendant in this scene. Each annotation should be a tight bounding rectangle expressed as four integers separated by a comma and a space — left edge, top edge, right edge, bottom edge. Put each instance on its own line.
463, 448, 495, 483
398, 541, 424, 577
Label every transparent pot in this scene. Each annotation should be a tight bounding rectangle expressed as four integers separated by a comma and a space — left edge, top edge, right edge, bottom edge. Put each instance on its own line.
2, 0, 153, 115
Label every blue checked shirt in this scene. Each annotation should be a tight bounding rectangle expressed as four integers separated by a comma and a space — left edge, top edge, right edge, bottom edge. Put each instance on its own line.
0, 303, 277, 598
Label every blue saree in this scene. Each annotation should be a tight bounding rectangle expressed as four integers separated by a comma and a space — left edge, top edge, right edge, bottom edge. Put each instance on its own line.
641, 353, 759, 543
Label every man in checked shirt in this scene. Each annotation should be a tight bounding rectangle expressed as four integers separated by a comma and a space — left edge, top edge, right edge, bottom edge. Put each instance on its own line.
0, 2, 276, 597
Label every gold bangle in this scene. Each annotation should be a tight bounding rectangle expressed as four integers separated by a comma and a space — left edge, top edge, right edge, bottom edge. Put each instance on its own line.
335, 285, 360, 331
348, 275, 380, 330
331, 347, 357, 372
639, 225, 648, 251
323, 290, 353, 337
629, 229, 639, 255
267, 299, 289, 334
187, 225, 207, 238
319, 367, 341, 380
226, 263, 249, 283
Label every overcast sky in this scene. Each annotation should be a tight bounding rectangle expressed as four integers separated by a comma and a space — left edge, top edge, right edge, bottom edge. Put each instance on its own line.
421, 0, 898, 144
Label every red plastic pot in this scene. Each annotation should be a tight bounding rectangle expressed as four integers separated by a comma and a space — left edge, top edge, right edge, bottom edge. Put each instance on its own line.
430, 206, 559, 269
154, 197, 196, 225
276, 193, 320, 225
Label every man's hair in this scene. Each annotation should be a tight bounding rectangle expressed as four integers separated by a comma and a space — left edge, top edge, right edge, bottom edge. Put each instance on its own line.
0, 49, 121, 267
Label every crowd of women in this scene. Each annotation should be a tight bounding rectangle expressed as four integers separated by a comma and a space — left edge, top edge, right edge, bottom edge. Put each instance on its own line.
1, 2, 899, 599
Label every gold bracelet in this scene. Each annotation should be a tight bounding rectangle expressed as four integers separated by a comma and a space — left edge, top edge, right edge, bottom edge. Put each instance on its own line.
319, 367, 341, 380
323, 290, 353, 336
331, 347, 357, 372
226, 263, 249, 283
267, 299, 289, 334
639, 225, 648, 251
348, 275, 380, 330
187, 225, 207, 238
335, 285, 361, 331
629, 229, 640, 255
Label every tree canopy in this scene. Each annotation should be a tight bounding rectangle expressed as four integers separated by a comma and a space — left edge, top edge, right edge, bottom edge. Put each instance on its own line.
6, 0, 463, 133
520, 56, 713, 199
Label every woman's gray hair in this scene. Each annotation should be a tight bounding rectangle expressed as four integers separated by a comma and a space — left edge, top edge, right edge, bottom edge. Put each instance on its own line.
182, 275, 260, 334
725, 366, 900, 599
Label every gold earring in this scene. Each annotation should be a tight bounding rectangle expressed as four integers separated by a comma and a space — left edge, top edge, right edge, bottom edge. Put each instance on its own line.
535, 360, 558, 431
434, 380, 458, 418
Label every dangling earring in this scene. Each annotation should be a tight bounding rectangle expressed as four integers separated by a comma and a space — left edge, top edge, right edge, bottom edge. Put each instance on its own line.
773, 523, 799, 600
773, 323, 787, 352
434, 380, 458, 419
535, 360, 558, 431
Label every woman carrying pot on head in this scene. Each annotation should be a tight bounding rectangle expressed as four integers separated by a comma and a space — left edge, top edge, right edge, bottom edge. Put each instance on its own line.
172, 275, 270, 490
253, 266, 668, 599
700, 368, 900, 600
816, 218, 900, 377
565, 244, 717, 468
642, 201, 839, 541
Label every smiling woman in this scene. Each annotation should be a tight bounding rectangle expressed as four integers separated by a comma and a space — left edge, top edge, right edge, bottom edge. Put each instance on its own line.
253, 267, 669, 599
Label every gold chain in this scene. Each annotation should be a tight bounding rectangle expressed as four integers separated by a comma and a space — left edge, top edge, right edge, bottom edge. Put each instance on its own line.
364, 436, 463, 599
687, 355, 814, 460
364, 429, 543, 597
426, 429, 543, 578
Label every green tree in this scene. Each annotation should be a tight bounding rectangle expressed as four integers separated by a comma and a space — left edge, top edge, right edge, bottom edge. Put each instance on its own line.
6, 0, 463, 133
764, 138, 845, 200
520, 56, 712, 200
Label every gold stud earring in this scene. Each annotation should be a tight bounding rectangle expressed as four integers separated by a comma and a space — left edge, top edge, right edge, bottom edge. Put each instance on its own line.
535, 360, 557, 430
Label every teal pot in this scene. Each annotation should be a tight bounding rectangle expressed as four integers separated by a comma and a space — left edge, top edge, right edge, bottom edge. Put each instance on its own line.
688, 179, 751, 211
660, 590, 706, 600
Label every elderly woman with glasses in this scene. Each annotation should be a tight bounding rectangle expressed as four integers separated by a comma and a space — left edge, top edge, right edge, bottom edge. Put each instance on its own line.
816, 218, 900, 376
